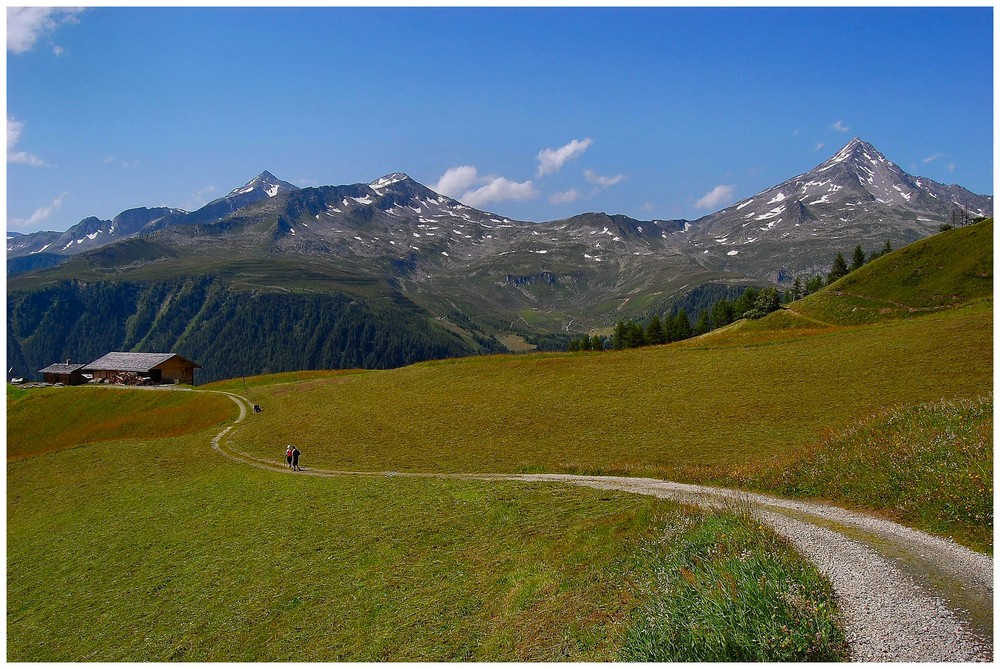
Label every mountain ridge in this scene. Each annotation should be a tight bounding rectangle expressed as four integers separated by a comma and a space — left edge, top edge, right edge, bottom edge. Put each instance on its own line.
682, 138, 991, 280
7, 138, 993, 333
9, 139, 992, 281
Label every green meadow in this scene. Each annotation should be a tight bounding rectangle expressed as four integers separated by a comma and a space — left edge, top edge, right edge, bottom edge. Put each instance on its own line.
219, 300, 990, 480
7, 387, 844, 661
6, 385, 233, 459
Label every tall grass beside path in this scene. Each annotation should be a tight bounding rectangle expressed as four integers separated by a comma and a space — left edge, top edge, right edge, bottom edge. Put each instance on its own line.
622, 505, 846, 661
721, 397, 994, 554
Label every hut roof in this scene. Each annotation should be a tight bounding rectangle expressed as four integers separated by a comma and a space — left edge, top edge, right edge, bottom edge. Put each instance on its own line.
84, 352, 201, 373
38, 362, 87, 375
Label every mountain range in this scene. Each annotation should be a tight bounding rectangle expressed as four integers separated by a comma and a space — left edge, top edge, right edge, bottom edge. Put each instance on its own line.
7, 138, 992, 381
10, 139, 991, 280
7, 171, 298, 268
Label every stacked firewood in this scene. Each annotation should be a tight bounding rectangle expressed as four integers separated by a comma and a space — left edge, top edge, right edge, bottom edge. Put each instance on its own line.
109, 372, 151, 385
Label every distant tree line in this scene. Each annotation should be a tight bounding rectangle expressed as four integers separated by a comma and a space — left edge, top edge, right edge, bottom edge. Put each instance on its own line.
787, 238, 892, 300
569, 234, 912, 352
568, 286, 785, 352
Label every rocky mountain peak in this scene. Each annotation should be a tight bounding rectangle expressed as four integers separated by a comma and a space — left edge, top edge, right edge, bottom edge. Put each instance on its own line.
818, 137, 897, 176
369, 173, 412, 190
228, 171, 298, 198
684, 138, 992, 281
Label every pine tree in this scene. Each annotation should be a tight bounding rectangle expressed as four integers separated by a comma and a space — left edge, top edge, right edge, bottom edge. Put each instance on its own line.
611, 320, 627, 350
827, 251, 849, 284
624, 321, 646, 348
694, 309, 710, 335
710, 298, 734, 328
746, 287, 780, 319
791, 277, 803, 301
673, 308, 692, 340
850, 244, 866, 271
646, 314, 666, 345
733, 288, 759, 320
805, 275, 825, 295
591, 334, 605, 351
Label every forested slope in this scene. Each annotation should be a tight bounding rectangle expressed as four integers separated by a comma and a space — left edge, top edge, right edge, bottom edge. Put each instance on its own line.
7, 276, 494, 383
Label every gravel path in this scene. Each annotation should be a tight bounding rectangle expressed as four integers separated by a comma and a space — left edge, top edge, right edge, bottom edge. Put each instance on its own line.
208, 390, 993, 662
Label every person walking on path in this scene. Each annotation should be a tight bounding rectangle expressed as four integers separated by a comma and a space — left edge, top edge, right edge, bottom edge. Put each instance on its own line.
285, 445, 294, 469
292, 446, 301, 471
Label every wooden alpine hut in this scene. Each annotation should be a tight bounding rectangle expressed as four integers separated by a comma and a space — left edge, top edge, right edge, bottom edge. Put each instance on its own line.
38, 360, 88, 385
83, 352, 202, 386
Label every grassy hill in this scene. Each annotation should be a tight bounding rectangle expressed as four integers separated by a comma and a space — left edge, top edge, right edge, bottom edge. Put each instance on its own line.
7, 386, 844, 661
6, 385, 233, 460
730, 396, 992, 552
791, 219, 992, 325
216, 300, 990, 478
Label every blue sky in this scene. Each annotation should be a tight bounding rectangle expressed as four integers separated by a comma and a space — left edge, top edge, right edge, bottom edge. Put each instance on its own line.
6, 5, 994, 233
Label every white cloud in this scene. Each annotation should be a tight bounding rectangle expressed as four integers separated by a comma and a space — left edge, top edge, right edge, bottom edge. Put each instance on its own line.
537, 138, 593, 176
7, 150, 47, 167
7, 7, 83, 54
946, 163, 956, 173
549, 188, 580, 205
7, 116, 47, 166
814, 142, 826, 151
10, 193, 67, 229
694, 184, 735, 210
923, 152, 945, 164
831, 120, 851, 132
583, 169, 625, 187
434, 165, 537, 208
461, 176, 537, 208
433, 165, 480, 198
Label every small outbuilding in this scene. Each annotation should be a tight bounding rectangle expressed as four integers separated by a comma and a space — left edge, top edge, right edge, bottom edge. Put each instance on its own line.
84, 352, 202, 386
38, 360, 88, 386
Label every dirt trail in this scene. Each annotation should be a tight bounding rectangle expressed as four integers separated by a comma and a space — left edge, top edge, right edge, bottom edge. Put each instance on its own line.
206, 390, 993, 662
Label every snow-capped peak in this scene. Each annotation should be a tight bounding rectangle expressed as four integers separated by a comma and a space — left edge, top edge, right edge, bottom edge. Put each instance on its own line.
828, 137, 865, 164
227, 171, 297, 198
370, 173, 411, 190
822, 138, 890, 170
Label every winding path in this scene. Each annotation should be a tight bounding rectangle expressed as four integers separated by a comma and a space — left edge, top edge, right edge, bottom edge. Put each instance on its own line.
205, 389, 993, 662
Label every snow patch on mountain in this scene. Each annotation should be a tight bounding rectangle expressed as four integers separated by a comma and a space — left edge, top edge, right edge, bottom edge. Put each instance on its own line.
370, 173, 410, 190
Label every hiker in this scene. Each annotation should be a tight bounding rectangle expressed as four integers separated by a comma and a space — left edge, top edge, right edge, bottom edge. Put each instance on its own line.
285, 445, 294, 468
292, 446, 301, 471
